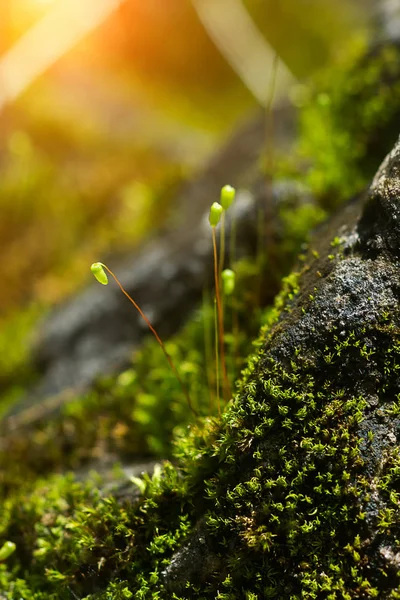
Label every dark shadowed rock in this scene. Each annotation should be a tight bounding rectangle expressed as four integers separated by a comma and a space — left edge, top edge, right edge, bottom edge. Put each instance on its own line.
161, 518, 221, 592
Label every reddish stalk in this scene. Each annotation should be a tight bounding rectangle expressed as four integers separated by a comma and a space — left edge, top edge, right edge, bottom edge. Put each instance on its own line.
214, 296, 221, 415
102, 264, 197, 417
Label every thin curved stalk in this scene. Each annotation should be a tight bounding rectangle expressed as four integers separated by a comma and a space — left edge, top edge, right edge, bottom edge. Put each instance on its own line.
102, 264, 198, 417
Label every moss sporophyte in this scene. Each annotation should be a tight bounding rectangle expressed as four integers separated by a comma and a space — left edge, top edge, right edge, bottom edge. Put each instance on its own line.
222, 268, 235, 296
91, 185, 237, 420
90, 261, 197, 416
219, 184, 235, 210
0, 541, 16, 562
208, 187, 236, 410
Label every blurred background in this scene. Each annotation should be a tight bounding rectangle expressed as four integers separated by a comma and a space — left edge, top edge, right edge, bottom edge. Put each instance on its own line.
0, 0, 385, 402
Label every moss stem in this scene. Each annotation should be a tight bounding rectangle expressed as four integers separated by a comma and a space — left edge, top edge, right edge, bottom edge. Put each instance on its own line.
102, 264, 197, 417
214, 297, 221, 415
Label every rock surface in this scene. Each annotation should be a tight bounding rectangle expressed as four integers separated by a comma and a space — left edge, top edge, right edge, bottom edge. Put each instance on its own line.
157, 135, 400, 597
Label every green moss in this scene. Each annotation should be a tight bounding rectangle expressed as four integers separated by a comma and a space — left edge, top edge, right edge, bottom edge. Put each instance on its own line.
0, 462, 198, 599
179, 274, 400, 597
298, 43, 400, 207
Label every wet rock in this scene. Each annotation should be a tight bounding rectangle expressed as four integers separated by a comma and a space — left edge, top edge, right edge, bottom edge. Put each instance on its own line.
160, 136, 400, 597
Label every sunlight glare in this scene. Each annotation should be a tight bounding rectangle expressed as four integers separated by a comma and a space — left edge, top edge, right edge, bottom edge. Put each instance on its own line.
0, 0, 122, 111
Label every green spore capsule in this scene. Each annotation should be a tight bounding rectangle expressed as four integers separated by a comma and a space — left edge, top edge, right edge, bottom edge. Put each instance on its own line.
209, 202, 223, 227
91, 262, 108, 285
222, 268, 235, 295
220, 184, 236, 210
0, 541, 16, 562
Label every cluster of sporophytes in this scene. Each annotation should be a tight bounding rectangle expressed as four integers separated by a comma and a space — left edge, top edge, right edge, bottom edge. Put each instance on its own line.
2, 183, 279, 490
91, 184, 238, 418
0, 177, 327, 508
208, 184, 236, 410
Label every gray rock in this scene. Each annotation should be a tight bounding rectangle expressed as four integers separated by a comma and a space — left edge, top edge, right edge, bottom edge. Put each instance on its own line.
160, 136, 400, 596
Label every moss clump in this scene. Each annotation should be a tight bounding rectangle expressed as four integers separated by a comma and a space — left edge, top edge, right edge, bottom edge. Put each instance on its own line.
0, 465, 196, 599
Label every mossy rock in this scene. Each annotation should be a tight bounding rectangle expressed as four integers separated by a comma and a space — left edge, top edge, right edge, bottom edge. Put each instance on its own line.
4, 40, 400, 600
159, 140, 400, 597
2, 139, 400, 599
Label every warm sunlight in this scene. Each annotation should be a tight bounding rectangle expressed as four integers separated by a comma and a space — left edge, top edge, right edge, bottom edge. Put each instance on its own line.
0, 0, 122, 110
